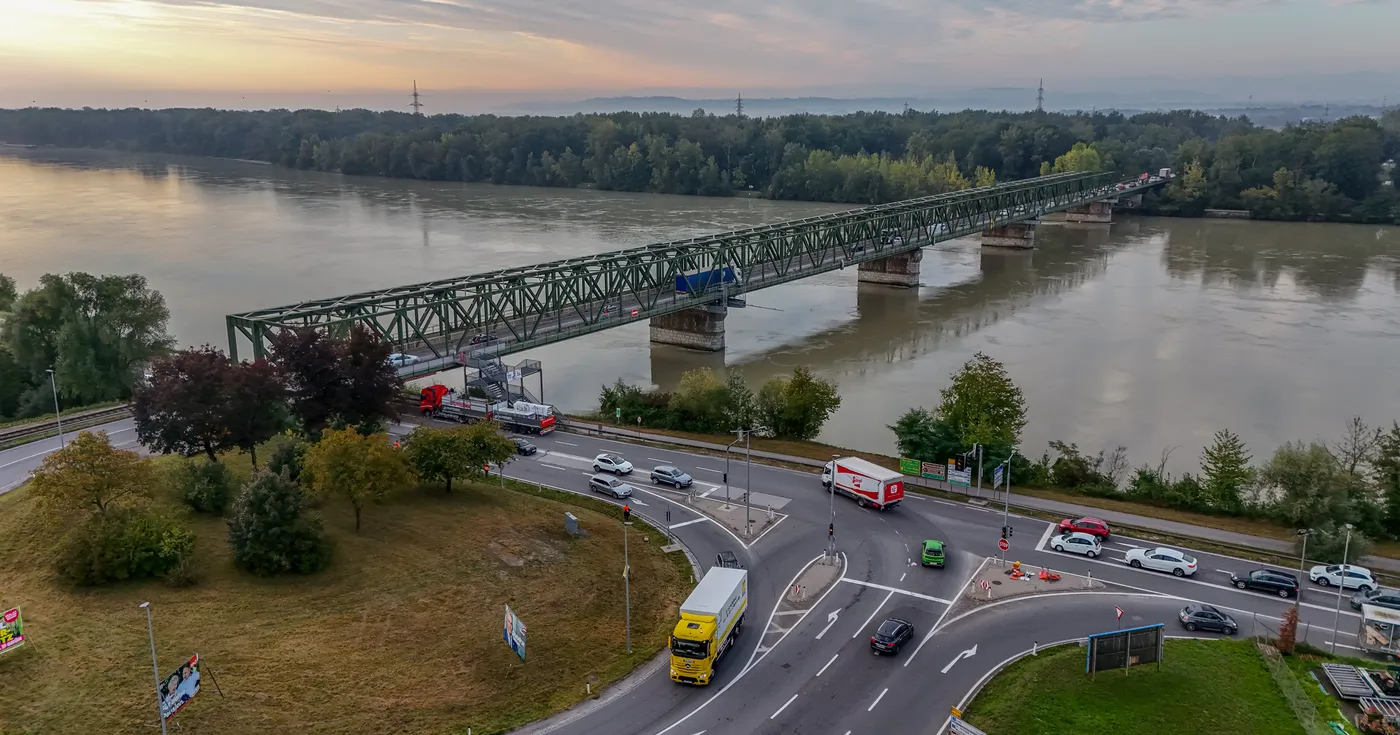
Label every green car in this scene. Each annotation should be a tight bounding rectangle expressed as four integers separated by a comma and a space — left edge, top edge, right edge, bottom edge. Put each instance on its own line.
921, 540, 946, 568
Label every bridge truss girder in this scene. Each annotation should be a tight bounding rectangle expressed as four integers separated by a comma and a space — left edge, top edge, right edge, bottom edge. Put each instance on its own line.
226, 171, 1120, 362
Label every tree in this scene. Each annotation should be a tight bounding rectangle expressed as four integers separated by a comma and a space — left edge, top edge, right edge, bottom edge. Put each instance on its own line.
669, 368, 729, 432
302, 426, 415, 530
224, 359, 288, 468
1047, 142, 1102, 173
176, 459, 236, 515
404, 426, 476, 493
721, 370, 758, 432
936, 352, 1027, 448
1165, 158, 1208, 216
1276, 604, 1299, 654
755, 366, 841, 441
1332, 416, 1381, 477
133, 346, 232, 461
0, 273, 15, 313
1259, 441, 1363, 528
339, 325, 399, 433
888, 408, 962, 463
1200, 429, 1253, 513
227, 469, 332, 576
28, 430, 155, 519
458, 421, 519, 479
270, 327, 346, 437
1373, 423, 1400, 539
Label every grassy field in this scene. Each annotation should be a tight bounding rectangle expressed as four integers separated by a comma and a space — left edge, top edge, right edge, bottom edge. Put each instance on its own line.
0, 462, 692, 734
964, 639, 1306, 734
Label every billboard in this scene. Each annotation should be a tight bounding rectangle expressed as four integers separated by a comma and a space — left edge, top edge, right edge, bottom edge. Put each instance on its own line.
0, 607, 23, 655
158, 653, 202, 721
900, 458, 947, 481
504, 605, 527, 662
1086, 624, 1164, 677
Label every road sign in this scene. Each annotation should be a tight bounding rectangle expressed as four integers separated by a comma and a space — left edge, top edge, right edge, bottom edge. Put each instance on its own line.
631, 307, 639, 317
993, 464, 1004, 489
1115, 605, 1124, 620
998, 538, 1009, 551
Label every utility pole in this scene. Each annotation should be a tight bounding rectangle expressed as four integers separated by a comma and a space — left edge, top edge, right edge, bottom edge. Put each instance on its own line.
735, 92, 744, 119
410, 81, 424, 117
46, 368, 64, 448
1296, 529, 1313, 606
140, 602, 167, 735
1331, 524, 1354, 654
744, 429, 752, 537
1036, 78, 1044, 114
724, 435, 743, 506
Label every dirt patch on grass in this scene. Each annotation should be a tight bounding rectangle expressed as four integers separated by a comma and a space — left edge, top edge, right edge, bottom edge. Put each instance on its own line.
0, 475, 691, 735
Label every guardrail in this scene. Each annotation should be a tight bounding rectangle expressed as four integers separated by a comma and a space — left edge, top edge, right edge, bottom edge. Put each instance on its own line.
0, 405, 133, 448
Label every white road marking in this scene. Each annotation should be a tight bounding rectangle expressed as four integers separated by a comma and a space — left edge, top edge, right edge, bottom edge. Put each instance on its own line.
556, 441, 578, 446
538, 463, 571, 472
816, 653, 839, 677
852, 590, 895, 638
1215, 569, 1233, 575
648, 457, 673, 463
627, 498, 648, 506
1035, 523, 1055, 551
816, 610, 840, 640
940, 645, 978, 674
696, 467, 722, 473
0, 446, 61, 470
772, 610, 809, 617
699, 486, 719, 499
668, 518, 706, 529
900, 572, 907, 582
868, 688, 888, 711
770, 694, 798, 720
841, 579, 952, 605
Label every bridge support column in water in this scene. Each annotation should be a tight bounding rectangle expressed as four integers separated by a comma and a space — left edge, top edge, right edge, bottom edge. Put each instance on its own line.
856, 248, 923, 287
1063, 200, 1113, 224
982, 221, 1038, 249
649, 304, 727, 351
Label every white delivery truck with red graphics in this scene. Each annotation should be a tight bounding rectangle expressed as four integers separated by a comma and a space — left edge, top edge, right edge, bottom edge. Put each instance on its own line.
821, 457, 904, 510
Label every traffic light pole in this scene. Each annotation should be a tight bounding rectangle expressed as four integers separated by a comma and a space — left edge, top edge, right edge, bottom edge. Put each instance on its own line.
1000, 453, 1013, 565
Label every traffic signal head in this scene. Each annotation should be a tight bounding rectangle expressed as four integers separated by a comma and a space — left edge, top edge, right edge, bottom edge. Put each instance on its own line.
1000, 526, 1007, 539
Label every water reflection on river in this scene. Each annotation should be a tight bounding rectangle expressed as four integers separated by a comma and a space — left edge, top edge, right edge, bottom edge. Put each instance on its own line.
3, 150, 1398, 470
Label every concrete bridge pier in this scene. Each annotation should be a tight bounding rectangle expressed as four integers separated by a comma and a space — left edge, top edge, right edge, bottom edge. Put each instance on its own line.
856, 249, 922, 287
649, 304, 727, 351
1063, 200, 1113, 224
981, 222, 1037, 249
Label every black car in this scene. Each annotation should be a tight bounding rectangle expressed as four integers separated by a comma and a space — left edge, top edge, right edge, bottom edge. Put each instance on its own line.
716, 551, 742, 569
1179, 603, 1238, 635
512, 437, 537, 455
1352, 587, 1400, 611
1230, 569, 1300, 598
870, 618, 914, 656
469, 333, 497, 345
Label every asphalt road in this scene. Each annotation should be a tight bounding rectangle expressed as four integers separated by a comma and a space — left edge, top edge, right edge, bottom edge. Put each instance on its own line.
0, 418, 139, 494
3, 417, 1379, 734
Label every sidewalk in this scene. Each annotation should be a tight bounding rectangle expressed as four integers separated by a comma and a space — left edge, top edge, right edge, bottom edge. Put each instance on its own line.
564, 422, 1400, 573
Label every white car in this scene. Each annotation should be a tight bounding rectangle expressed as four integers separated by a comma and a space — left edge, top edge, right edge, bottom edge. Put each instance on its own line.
592, 453, 633, 475
387, 353, 420, 368
1309, 564, 1376, 591
1126, 547, 1198, 577
1051, 532, 1102, 558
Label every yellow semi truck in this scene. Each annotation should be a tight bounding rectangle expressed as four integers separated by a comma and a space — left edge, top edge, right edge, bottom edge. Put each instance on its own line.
670, 566, 748, 685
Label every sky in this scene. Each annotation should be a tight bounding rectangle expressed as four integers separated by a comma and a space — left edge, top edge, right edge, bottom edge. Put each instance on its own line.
2, 0, 1398, 111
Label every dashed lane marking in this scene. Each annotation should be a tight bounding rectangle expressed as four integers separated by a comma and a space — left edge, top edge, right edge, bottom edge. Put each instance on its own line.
817, 654, 838, 677
868, 688, 888, 712
770, 694, 798, 720
841, 579, 952, 605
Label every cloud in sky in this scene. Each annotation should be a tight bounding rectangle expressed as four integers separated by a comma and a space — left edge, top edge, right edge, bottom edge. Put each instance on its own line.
1, 0, 1396, 108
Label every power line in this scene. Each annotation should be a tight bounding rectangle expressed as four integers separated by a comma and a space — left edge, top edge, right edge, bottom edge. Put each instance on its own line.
1036, 78, 1044, 113
735, 92, 744, 118
411, 80, 424, 116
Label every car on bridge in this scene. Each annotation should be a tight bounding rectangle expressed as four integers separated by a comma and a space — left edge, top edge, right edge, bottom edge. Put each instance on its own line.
650, 466, 693, 488
593, 453, 633, 475
1057, 516, 1111, 539
388, 352, 421, 368
1125, 547, 1198, 577
870, 618, 914, 656
469, 333, 497, 345
1230, 569, 1300, 598
1178, 603, 1237, 635
588, 474, 634, 499
1050, 531, 1102, 558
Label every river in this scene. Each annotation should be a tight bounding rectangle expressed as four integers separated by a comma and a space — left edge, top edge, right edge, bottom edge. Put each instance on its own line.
4, 149, 1399, 472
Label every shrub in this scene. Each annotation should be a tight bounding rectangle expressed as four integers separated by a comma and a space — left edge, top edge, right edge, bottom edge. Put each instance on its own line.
227, 470, 332, 576
177, 459, 235, 514
56, 510, 196, 586
266, 437, 307, 483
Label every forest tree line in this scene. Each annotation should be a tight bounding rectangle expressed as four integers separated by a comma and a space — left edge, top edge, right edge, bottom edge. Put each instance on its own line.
2, 106, 1398, 220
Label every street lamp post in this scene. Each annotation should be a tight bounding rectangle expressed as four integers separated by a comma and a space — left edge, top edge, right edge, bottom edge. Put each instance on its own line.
743, 429, 752, 537
1296, 529, 1313, 605
973, 443, 982, 497
623, 520, 632, 654
1331, 524, 1354, 654
140, 602, 167, 735
46, 368, 65, 449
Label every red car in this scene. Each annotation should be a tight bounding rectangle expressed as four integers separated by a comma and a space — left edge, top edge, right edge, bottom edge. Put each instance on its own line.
1058, 517, 1111, 539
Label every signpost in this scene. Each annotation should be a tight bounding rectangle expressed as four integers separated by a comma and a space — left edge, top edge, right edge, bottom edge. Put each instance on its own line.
946, 458, 972, 487
504, 605, 527, 662
947, 714, 989, 735
1086, 623, 1163, 679
993, 464, 1004, 489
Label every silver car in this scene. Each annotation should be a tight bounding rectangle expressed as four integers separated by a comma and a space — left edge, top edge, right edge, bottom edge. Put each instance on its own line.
589, 474, 633, 499
387, 352, 420, 367
1051, 532, 1102, 558
650, 465, 693, 488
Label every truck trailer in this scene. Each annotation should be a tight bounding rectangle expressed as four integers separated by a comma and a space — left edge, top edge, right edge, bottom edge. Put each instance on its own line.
670, 567, 748, 685
418, 385, 556, 434
821, 457, 905, 510
675, 267, 742, 294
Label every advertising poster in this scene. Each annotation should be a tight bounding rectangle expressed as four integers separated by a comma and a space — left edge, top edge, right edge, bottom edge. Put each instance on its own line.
158, 653, 201, 721
0, 607, 23, 655
504, 605, 527, 662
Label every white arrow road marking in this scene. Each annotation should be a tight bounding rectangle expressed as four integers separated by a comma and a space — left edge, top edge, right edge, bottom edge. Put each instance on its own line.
817, 653, 839, 676
941, 644, 978, 674
816, 610, 840, 640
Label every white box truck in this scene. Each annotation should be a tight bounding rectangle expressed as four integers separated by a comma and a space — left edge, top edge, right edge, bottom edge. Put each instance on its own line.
670, 567, 748, 685
821, 457, 905, 510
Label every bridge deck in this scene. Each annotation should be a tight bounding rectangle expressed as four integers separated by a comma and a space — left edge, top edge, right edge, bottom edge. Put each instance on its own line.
226, 172, 1167, 377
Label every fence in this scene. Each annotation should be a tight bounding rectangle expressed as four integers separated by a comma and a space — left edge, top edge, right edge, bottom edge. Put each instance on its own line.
1255, 641, 1332, 735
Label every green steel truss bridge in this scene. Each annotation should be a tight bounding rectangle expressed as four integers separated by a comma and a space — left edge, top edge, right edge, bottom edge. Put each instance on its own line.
227, 170, 1159, 378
